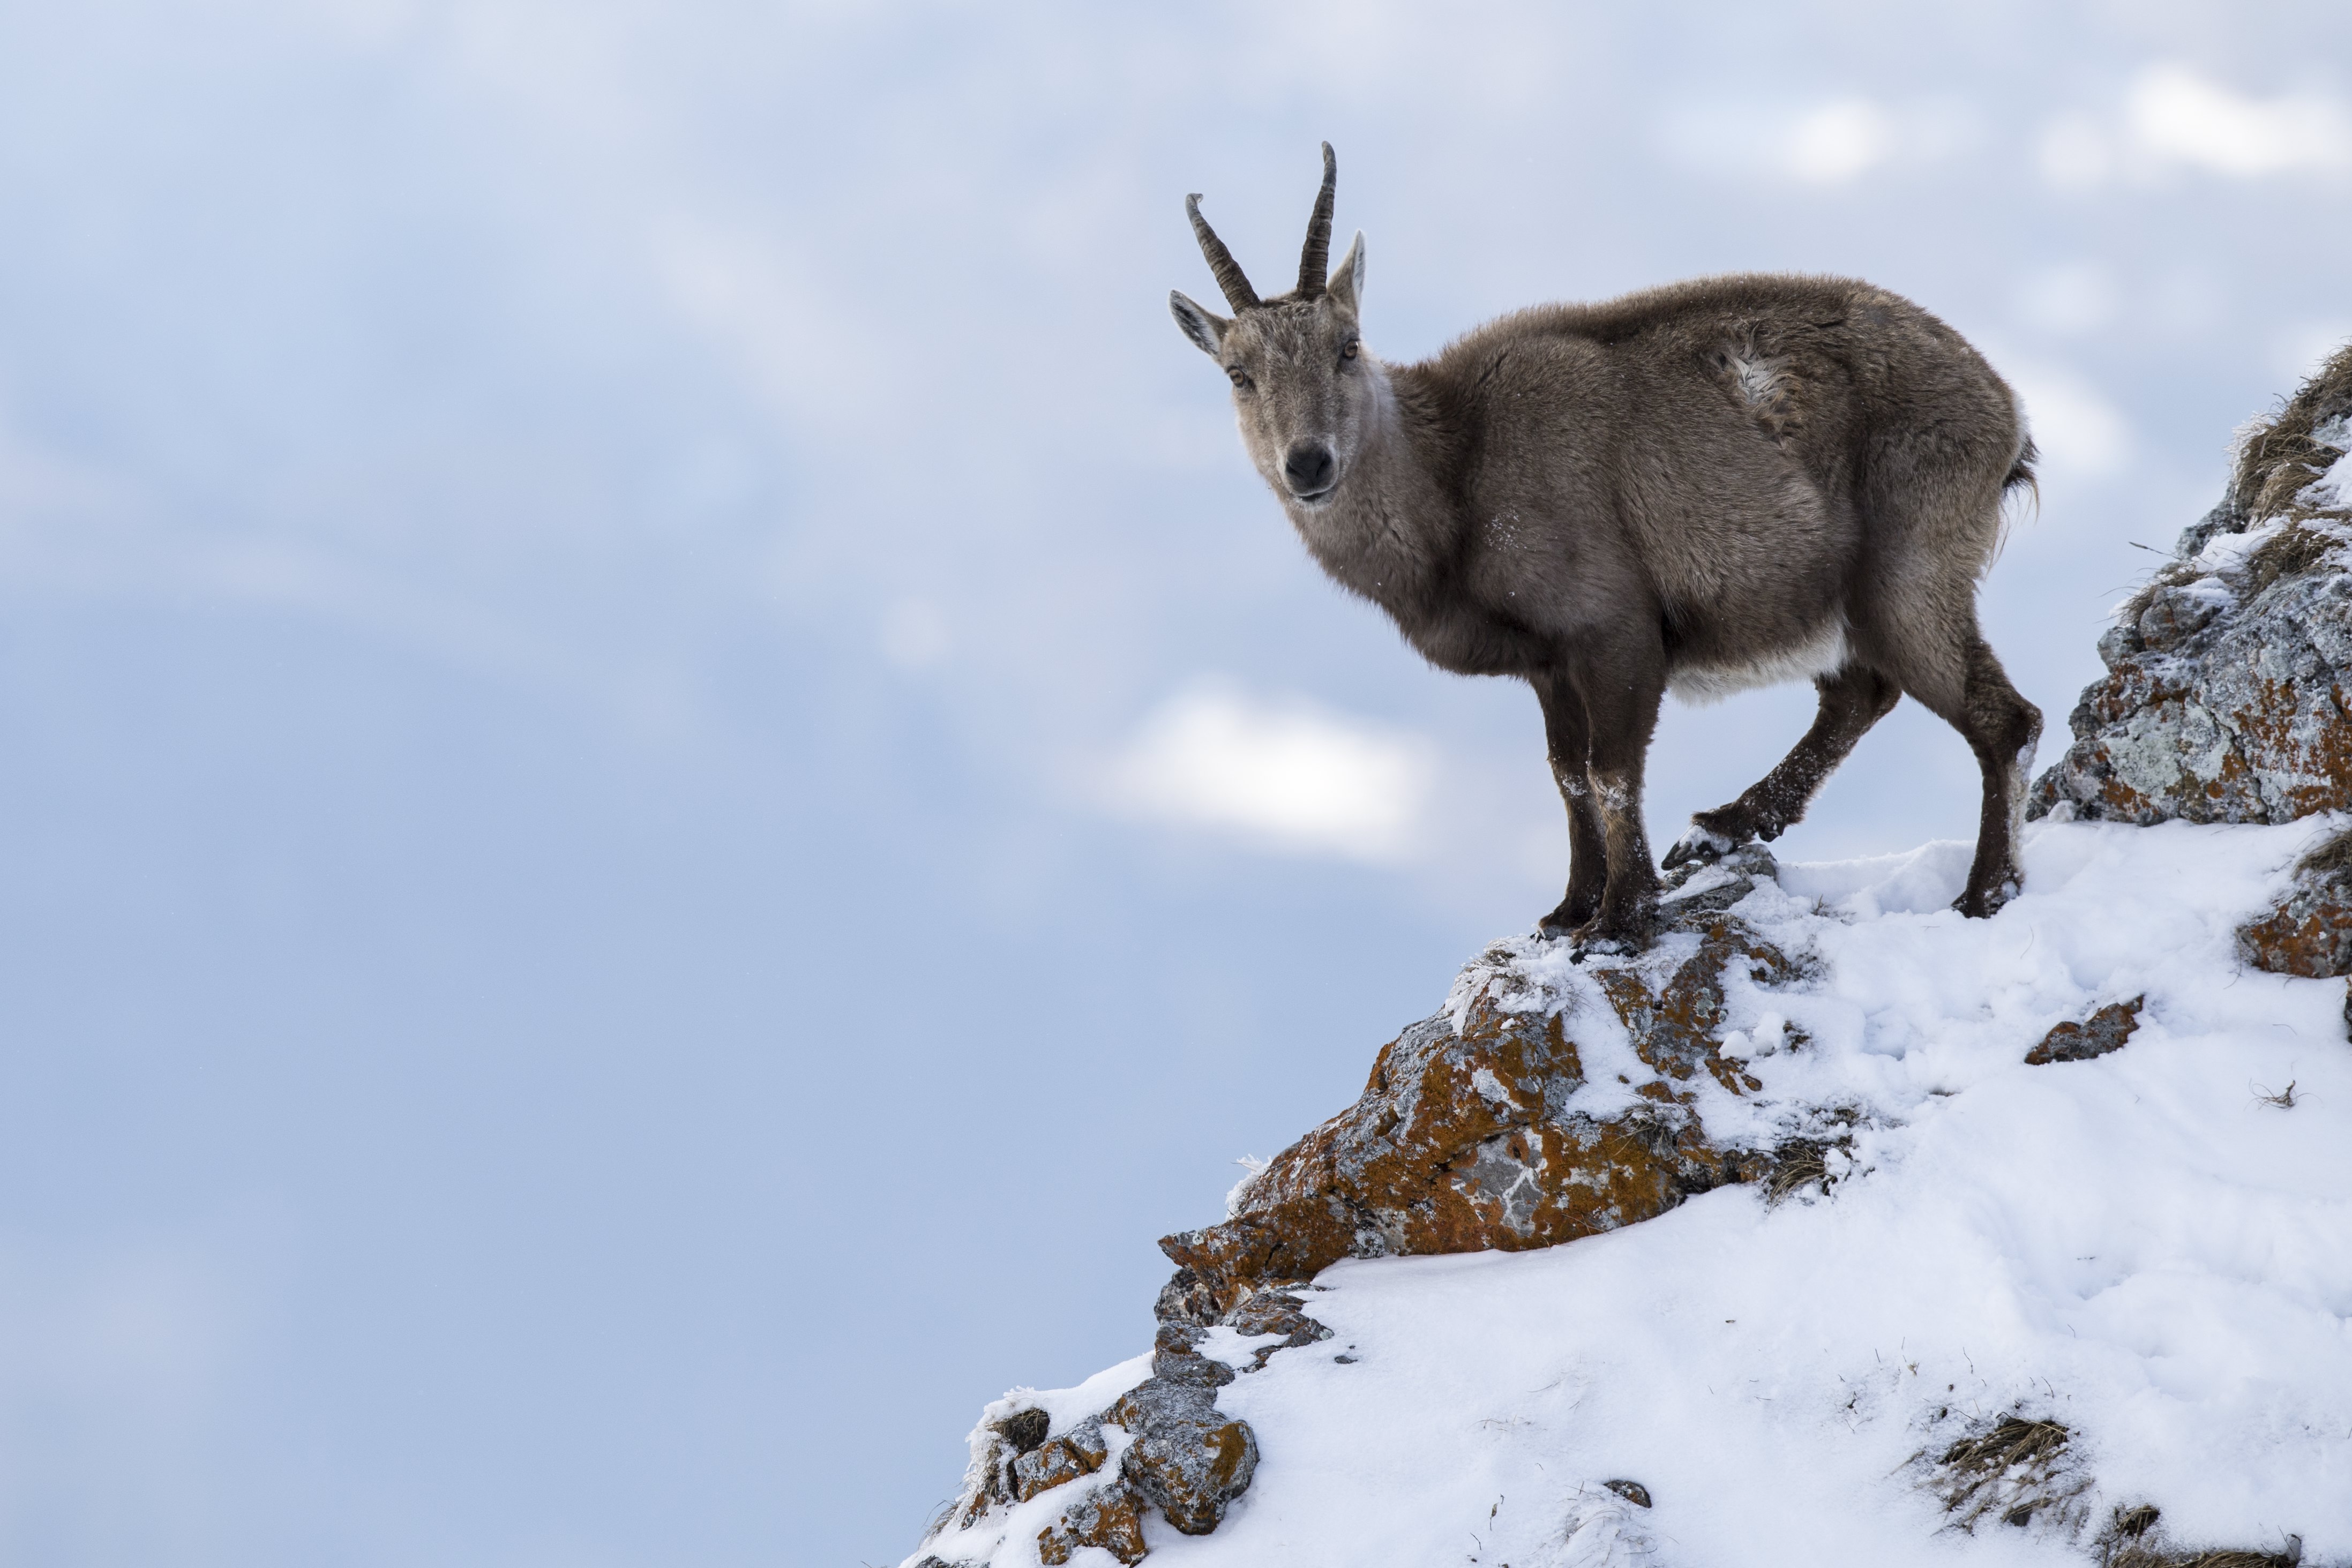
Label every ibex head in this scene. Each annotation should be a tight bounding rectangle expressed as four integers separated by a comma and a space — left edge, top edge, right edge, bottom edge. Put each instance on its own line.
1170, 144, 1370, 512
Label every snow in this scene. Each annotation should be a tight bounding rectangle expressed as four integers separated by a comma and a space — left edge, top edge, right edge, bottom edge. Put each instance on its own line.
934, 820, 2352, 1566
2303, 448, 2351, 512
2193, 516, 2287, 573
2290, 411, 2349, 512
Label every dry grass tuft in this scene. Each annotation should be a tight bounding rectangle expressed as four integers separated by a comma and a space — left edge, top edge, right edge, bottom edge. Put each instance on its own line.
2253, 1079, 2298, 1109
1932, 1414, 2087, 1533
1763, 1137, 1839, 1205
2294, 827, 2352, 881
2242, 522, 2348, 597
2109, 340, 2352, 634
2230, 340, 2352, 523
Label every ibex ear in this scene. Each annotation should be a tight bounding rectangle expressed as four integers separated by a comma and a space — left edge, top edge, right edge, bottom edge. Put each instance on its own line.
1326, 231, 1366, 313
1168, 290, 1229, 357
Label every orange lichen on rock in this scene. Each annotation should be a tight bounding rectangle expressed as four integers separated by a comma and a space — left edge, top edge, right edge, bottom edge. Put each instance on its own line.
1035, 1482, 1150, 1566
1158, 853, 1796, 1318
2239, 829, 2352, 979
2025, 998, 2145, 1064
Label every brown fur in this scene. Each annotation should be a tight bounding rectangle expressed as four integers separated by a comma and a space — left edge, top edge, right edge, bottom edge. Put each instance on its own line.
1171, 150, 2041, 949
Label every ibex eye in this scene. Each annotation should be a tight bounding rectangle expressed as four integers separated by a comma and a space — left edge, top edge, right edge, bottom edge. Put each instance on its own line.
1227, 367, 1251, 389
1341, 339, 1360, 362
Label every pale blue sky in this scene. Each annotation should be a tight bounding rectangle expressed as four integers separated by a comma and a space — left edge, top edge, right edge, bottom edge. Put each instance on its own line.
1, 3, 2346, 1563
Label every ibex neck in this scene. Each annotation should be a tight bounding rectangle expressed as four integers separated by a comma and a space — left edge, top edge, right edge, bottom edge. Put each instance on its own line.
1286, 361, 1455, 609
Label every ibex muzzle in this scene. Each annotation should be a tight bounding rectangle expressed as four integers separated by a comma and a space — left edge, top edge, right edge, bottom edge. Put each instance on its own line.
1171, 145, 2042, 952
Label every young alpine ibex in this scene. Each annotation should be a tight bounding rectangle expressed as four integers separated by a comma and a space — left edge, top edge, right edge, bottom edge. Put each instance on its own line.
1170, 146, 2042, 951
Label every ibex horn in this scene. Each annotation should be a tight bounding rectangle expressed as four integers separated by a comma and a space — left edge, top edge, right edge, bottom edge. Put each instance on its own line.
1186, 193, 1261, 312
1297, 142, 1336, 298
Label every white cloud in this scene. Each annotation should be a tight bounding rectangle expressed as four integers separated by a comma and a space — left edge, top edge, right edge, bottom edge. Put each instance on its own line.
1784, 100, 1897, 185
1657, 94, 1980, 187
1103, 684, 1433, 864
2041, 66, 2352, 189
2126, 65, 2352, 177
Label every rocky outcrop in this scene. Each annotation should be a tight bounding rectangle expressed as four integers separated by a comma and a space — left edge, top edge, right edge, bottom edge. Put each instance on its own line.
909, 852, 1822, 1565
918, 1295, 1302, 1564
1156, 849, 1800, 1321
2031, 346, 2352, 826
2026, 997, 2144, 1065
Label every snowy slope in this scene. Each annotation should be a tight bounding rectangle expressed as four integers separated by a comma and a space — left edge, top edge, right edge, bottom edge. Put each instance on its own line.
926, 819, 2352, 1567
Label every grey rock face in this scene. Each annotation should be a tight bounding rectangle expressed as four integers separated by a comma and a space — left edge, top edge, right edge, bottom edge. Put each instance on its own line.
1150, 1321, 1236, 1388
1106, 1377, 1261, 1536
2031, 348, 2352, 826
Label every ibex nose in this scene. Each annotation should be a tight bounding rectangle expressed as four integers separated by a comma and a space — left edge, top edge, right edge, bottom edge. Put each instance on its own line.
1283, 441, 1336, 497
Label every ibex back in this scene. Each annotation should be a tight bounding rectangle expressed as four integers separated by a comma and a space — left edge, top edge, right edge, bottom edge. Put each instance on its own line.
1169, 146, 2042, 951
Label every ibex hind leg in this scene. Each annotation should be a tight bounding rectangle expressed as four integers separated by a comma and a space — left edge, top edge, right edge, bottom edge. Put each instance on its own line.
1891, 629, 2042, 917
1662, 665, 1901, 869
1952, 637, 2041, 916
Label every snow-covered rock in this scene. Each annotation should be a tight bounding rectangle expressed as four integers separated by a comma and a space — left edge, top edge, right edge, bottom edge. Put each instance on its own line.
2032, 346, 2352, 829
1157, 846, 1803, 1326
909, 822, 2352, 1567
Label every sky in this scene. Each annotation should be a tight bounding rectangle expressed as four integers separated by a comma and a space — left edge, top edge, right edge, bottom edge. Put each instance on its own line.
0, 2, 2347, 1564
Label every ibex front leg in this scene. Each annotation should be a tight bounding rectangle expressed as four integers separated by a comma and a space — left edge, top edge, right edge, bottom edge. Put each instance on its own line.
1537, 649, 1665, 953
1534, 674, 1607, 932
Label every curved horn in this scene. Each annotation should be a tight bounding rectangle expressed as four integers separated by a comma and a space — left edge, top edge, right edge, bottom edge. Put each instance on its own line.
1297, 142, 1336, 298
1186, 193, 1260, 312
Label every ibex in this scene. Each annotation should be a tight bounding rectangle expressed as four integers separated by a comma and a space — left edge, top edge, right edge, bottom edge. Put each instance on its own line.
1170, 146, 2042, 951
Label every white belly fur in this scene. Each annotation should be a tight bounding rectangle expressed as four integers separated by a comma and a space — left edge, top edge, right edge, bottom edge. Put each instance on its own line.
1667, 617, 1851, 706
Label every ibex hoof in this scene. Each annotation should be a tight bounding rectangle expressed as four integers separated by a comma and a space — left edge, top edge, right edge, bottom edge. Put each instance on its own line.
1661, 824, 1741, 870
1952, 873, 2024, 919
1549, 913, 1656, 961
1538, 895, 1601, 936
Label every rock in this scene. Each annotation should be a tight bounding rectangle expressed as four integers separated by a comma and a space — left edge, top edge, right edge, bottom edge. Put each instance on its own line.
1158, 850, 1789, 1318
1035, 1482, 1150, 1566
2032, 346, 2352, 826
1106, 1378, 1261, 1535
1149, 1321, 1235, 1388
2025, 997, 2144, 1064
1153, 1266, 1223, 1326
1012, 1417, 1108, 1503
922, 1319, 1269, 1557
2239, 829, 2352, 978
1604, 1479, 1653, 1508
1221, 1285, 1335, 1370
